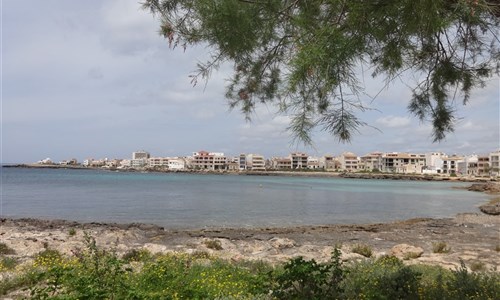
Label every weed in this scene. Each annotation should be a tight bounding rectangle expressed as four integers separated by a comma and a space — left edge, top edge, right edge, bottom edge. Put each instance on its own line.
204, 239, 223, 250
0, 243, 15, 255
495, 244, 500, 252
68, 228, 76, 236
432, 242, 451, 253
0, 257, 18, 271
351, 244, 372, 257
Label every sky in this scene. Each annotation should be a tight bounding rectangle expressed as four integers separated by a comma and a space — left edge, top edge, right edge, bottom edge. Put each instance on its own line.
1, 0, 499, 163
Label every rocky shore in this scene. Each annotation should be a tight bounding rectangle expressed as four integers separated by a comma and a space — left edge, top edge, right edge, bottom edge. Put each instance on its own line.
1, 212, 499, 273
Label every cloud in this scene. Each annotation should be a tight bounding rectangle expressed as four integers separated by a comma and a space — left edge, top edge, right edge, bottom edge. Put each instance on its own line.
375, 115, 411, 128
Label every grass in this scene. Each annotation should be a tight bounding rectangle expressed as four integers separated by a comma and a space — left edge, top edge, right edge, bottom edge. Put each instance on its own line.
432, 241, 451, 253
470, 261, 486, 272
68, 228, 77, 236
351, 244, 373, 257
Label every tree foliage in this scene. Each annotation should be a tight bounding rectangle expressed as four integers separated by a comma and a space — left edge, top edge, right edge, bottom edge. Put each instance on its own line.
143, 0, 500, 143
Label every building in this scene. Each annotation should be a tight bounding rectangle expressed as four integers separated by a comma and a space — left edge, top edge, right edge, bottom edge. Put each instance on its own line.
424, 152, 445, 174
319, 155, 338, 171
359, 152, 383, 172
477, 155, 490, 176
442, 155, 462, 175
290, 152, 308, 169
338, 152, 359, 172
132, 150, 150, 160
490, 150, 500, 176
148, 157, 170, 168
307, 157, 320, 169
271, 157, 292, 170
381, 153, 426, 173
191, 151, 227, 171
246, 154, 266, 171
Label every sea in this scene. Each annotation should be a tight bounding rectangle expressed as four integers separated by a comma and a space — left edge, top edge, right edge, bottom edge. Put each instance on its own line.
0, 167, 488, 229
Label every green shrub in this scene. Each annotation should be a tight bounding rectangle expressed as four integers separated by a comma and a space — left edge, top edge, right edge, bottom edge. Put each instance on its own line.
271, 248, 344, 299
351, 244, 372, 257
432, 242, 451, 253
0, 243, 15, 255
343, 255, 421, 300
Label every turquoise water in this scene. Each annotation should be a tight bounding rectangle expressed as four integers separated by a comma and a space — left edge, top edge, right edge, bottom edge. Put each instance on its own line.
0, 167, 487, 228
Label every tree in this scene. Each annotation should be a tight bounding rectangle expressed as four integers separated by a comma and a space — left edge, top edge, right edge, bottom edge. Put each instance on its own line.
143, 0, 500, 143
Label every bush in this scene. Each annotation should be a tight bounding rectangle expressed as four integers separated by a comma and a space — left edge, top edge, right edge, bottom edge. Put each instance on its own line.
271, 248, 344, 299
432, 242, 451, 253
351, 244, 372, 257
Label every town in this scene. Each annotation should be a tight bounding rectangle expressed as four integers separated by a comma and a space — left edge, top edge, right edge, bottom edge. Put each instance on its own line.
35, 149, 500, 178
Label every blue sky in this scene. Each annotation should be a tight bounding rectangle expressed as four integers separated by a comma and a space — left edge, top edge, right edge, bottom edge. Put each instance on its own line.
2, 0, 499, 163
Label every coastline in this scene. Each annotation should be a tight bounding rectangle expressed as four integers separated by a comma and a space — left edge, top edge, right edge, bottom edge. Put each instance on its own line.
3, 163, 498, 183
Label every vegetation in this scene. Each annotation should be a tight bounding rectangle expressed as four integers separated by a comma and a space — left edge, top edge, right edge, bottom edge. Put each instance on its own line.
1, 239, 498, 299
351, 244, 373, 258
143, 0, 500, 144
68, 228, 76, 237
204, 239, 224, 250
433, 241, 452, 253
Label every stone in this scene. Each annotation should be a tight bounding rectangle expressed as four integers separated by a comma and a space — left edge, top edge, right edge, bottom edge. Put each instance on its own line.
391, 244, 424, 259
269, 237, 296, 249
479, 203, 500, 215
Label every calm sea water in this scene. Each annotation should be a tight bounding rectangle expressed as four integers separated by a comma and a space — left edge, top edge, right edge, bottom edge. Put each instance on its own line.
0, 167, 487, 228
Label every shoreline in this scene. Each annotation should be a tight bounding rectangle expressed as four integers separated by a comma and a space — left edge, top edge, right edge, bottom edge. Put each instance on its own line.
2, 212, 499, 271
3, 163, 498, 183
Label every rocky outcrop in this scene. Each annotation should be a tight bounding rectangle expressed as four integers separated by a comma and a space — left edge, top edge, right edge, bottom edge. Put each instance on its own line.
467, 183, 500, 193
479, 203, 500, 215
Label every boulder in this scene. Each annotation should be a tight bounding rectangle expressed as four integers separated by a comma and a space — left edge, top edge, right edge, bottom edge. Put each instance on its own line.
269, 237, 296, 249
391, 244, 424, 259
479, 203, 500, 215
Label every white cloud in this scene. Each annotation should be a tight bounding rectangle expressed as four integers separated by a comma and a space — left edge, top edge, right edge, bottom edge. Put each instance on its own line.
375, 115, 411, 128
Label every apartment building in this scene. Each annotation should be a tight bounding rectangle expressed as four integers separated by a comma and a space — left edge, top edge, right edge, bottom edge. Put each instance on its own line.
290, 152, 308, 169
381, 152, 426, 173
442, 155, 462, 174
272, 157, 292, 169
246, 154, 266, 171
359, 152, 383, 171
148, 157, 169, 168
319, 155, 338, 171
338, 152, 359, 172
490, 150, 500, 176
477, 155, 490, 176
307, 157, 320, 169
191, 151, 227, 171
132, 150, 150, 160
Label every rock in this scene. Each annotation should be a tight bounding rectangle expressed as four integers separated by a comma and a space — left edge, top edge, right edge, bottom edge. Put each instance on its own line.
341, 252, 366, 262
269, 237, 295, 249
479, 203, 500, 215
468, 183, 500, 193
391, 244, 424, 259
